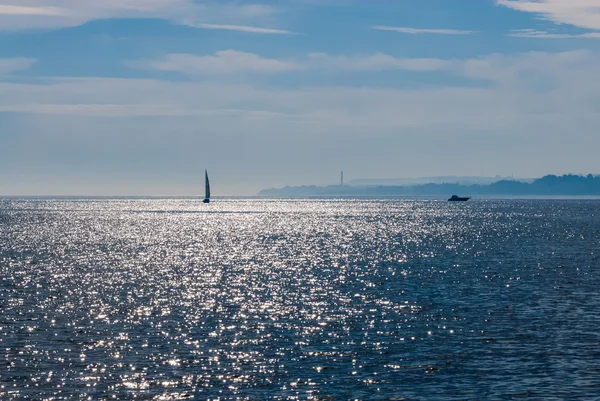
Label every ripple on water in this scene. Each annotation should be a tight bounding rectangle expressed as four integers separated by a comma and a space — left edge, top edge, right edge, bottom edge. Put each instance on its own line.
1, 198, 599, 400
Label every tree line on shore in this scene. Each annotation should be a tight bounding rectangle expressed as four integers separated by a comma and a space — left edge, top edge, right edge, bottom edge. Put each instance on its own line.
259, 174, 600, 196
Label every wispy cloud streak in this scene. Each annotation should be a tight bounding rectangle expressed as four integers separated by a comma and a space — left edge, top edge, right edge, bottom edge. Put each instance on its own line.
509, 29, 600, 39
0, 57, 37, 74
0, 5, 65, 15
0, 0, 284, 31
373, 26, 475, 35
497, 0, 600, 30
307, 53, 456, 71
130, 51, 301, 75
131, 50, 458, 75
191, 23, 292, 34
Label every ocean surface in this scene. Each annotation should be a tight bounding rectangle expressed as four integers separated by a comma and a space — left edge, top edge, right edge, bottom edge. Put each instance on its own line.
1, 198, 599, 400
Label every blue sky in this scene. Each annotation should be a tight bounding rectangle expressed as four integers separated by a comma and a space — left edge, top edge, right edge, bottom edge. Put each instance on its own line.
1, 0, 600, 195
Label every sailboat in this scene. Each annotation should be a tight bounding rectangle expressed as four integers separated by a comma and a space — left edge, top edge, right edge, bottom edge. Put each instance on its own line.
203, 169, 211, 203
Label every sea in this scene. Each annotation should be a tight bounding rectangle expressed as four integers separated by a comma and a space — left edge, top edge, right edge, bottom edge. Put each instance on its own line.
1, 197, 599, 400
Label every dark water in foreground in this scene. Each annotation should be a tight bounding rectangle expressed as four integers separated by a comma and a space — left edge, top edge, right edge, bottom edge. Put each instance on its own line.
1, 198, 599, 400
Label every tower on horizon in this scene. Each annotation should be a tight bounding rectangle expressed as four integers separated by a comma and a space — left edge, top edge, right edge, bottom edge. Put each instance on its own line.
341, 171, 344, 186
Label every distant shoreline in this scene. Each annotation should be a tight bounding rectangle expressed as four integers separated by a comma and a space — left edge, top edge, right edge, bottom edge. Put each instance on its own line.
259, 174, 600, 197
3, 195, 600, 200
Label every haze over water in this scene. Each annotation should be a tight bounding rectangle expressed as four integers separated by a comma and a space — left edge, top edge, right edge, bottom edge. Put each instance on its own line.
1, 198, 599, 400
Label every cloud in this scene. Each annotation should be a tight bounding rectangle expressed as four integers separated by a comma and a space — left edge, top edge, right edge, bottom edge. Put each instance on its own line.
3, 50, 599, 124
373, 26, 475, 35
131, 49, 600, 79
0, 103, 190, 117
0, 0, 188, 29
132, 51, 458, 76
497, 0, 600, 30
0, 5, 65, 15
130, 51, 301, 75
508, 29, 600, 38
458, 50, 600, 95
189, 22, 292, 34
0, 103, 318, 121
0, 80, 490, 121
0, 0, 282, 31
2, 50, 600, 194
306, 53, 456, 71
0, 57, 36, 74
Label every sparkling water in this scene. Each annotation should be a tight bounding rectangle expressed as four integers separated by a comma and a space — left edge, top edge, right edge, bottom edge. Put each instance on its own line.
1, 198, 599, 400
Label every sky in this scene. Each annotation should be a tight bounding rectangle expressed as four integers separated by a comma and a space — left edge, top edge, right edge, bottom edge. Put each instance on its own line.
1, 0, 600, 196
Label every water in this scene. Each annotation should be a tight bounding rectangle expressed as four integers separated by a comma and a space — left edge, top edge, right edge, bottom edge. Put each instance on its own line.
1, 198, 599, 400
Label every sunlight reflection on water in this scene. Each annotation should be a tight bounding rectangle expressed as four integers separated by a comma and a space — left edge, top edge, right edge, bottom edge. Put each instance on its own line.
1, 198, 599, 400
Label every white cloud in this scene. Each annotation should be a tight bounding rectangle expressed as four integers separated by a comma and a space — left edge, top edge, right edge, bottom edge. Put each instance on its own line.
2, 50, 600, 194
131, 49, 600, 79
0, 103, 319, 121
0, 0, 282, 31
306, 52, 456, 71
460, 50, 596, 86
1, 103, 190, 117
190, 23, 292, 34
373, 26, 475, 35
0, 57, 36, 74
498, 0, 600, 30
509, 29, 600, 38
131, 51, 301, 75
2, 50, 599, 125
0, 80, 487, 123
0, 5, 65, 15
132, 51, 458, 76
0, 0, 188, 29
